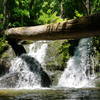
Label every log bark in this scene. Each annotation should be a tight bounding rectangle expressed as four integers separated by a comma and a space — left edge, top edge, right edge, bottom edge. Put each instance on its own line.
4, 13, 100, 40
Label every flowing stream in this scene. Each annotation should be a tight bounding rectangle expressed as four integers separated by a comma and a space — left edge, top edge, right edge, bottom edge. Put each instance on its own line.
0, 39, 97, 88
58, 38, 96, 88
0, 39, 99, 100
28, 41, 48, 66
0, 41, 51, 89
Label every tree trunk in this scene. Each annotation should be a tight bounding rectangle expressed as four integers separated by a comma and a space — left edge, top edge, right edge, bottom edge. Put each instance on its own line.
3, 13, 100, 40
3, 0, 26, 56
86, 0, 90, 15
60, 0, 65, 19
3, 0, 9, 29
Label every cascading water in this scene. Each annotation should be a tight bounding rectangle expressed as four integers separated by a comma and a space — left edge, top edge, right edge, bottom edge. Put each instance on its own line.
58, 38, 96, 88
28, 41, 48, 66
0, 41, 51, 88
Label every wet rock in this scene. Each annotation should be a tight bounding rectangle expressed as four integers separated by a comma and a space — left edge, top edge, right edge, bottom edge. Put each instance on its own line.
0, 55, 51, 88
50, 71, 62, 86
94, 75, 100, 87
0, 58, 11, 76
20, 54, 52, 87
41, 71, 52, 87
44, 40, 66, 71
0, 72, 19, 88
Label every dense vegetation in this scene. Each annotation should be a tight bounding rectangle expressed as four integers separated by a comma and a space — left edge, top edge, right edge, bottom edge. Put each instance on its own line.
0, 0, 100, 71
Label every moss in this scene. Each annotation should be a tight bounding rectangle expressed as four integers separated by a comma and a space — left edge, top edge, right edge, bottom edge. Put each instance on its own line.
0, 37, 9, 58
50, 71, 62, 85
44, 40, 66, 71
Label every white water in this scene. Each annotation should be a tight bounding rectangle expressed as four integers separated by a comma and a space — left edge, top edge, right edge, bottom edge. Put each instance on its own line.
58, 38, 96, 88
28, 41, 48, 65
0, 41, 49, 89
9, 56, 42, 89
0, 39, 96, 88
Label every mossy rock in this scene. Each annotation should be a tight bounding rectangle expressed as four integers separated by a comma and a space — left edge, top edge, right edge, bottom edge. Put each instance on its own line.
44, 40, 67, 71
95, 77, 100, 87
0, 58, 11, 76
50, 71, 62, 86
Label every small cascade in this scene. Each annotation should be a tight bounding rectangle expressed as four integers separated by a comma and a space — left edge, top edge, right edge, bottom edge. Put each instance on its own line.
0, 41, 51, 88
58, 38, 96, 88
28, 41, 48, 65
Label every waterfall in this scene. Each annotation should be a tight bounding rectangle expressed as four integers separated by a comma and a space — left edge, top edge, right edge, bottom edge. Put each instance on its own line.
28, 41, 48, 66
0, 41, 51, 89
58, 38, 96, 88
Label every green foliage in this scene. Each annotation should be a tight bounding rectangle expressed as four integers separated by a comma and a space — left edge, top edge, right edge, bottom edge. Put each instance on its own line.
11, 8, 30, 26
0, 0, 3, 12
38, 11, 63, 24
0, 0, 100, 65
59, 40, 70, 62
14, 8, 29, 17
59, 39, 79, 64
0, 14, 3, 19
37, 0, 64, 24
0, 0, 100, 27
74, 10, 83, 18
91, 0, 100, 13
0, 14, 3, 29
0, 37, 8, 56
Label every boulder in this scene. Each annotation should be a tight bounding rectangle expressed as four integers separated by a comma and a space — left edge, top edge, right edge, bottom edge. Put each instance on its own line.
0, 58, 11, 76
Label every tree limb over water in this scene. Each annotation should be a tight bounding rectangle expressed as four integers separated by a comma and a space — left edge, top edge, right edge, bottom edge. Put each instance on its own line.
2, 13, 100, 40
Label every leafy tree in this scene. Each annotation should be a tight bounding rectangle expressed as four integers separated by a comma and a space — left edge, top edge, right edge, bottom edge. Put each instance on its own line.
0, 0, 100, 64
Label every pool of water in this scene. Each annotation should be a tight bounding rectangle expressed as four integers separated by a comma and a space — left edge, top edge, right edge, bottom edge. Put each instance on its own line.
0, 87, 100, 100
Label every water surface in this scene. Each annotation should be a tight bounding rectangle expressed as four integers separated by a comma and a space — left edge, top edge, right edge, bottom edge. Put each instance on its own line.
0, 87, 100, 100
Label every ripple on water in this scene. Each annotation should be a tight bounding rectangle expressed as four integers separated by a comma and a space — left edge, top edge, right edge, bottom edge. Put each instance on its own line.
0, 88, 100, 100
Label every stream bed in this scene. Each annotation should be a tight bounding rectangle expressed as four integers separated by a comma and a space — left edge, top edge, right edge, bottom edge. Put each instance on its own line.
0, 87, 100, 100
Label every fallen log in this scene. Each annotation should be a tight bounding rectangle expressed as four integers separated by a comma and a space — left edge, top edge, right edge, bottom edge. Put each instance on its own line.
3, 13, 100, 40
